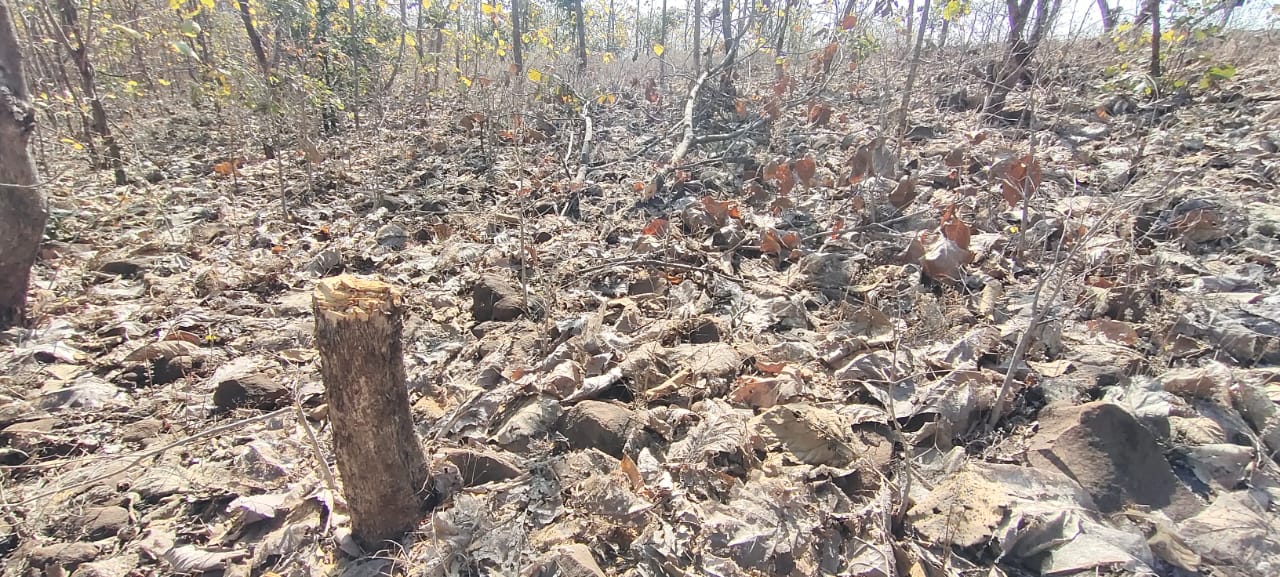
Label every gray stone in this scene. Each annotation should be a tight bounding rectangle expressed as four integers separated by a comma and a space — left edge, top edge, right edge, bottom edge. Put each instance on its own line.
29, 542, 99, 569
1028, 402, 1201, 520
471, 274, 526, 322
79, 506, 130, 541
557, 400, 636, 457
212, 373, 288, 410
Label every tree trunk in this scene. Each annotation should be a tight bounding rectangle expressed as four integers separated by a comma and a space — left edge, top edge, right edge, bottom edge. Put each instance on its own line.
51, 0, 126, 185
693, 0, 701, 72
574, 0, 587, 74
512, 0, 523, 74
1096, 0, 1116, 31
721, 0, 732, 54
608, 0, 616, 50
937, 16, 949, 51
981, 0, 1038, 114
659, 0, 667, 85
382, 0, 408, 91
1149, 0, 1160, 78
774, 0, 793, 80
905, 0, 915, 39
235, 0, 271, 76
313, 276, 428, 549
0, 1, 46, 329
897, 0, 931, 134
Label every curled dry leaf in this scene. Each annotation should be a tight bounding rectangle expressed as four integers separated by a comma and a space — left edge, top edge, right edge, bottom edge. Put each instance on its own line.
807, 103, 832, 127
642, 218, 670, 236
701, 196, 740, 225
888, 176, 918, 209
760, 229, 800, 255
922, 236, 973, 282
940, 209, 972, 251
1000, 154, 1042, 207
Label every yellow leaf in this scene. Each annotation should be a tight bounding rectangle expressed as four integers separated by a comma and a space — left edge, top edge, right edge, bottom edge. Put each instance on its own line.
652, 43, 664, 57
460, 75, 472, 87
480, 3, 495, 14
602, 51, 614, 63
527, 68, 542, 82
59, 137, 84, 150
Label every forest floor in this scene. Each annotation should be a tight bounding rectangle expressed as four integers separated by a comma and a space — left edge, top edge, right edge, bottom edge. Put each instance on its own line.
4, 32, 1280, 577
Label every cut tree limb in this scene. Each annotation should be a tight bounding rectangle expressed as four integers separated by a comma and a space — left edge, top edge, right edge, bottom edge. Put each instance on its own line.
313, 275, 428, 549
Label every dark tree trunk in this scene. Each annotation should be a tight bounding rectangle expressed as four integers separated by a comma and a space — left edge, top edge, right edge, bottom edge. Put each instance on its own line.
897, 0, 932, 133
512, 0, 523, 74
313, 276, 428, 549
0, 1, 46, 329
774, 0, 791, 79
721, 0, 732, 54
659, 0, 667, 85
693, 0, 701, 71
575, 0, 587, 73
982, 0, 1055, 114
1149, 0, 1161, 78
236, 0, 271, 76
1096, 0, 1116, 31
608, 0, 616, 50
905, 0, 915, 38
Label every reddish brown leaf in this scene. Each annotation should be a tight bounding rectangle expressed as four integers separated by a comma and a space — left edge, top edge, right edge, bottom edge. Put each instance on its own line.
840, 15, 858, 30
619, 454, 643, 488
644, 79, 661, 103
701, 196, 739, 224
642, 218, 670, 236
1001, 154, 1042, 207
794, 155, 817, 185
761, 229, 783, 254
807, 103, 832, 127
888, 176, 918, 209
939, 205, 972, 250
846, 146, 871, 185
212, 161, 238, 177
763, 97, 781, 120
772, 76, 789, 98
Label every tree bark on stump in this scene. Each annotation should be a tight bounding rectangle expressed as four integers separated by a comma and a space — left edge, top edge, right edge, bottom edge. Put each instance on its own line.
313, 275, 427, 549
0, 1, 46, 330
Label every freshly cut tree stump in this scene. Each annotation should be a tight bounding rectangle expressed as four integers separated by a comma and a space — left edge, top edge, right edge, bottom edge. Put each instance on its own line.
313, 275, 427, 549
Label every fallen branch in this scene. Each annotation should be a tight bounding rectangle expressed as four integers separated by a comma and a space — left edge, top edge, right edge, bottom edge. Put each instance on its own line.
2, 408, 291, 507
574, 104, 594, 183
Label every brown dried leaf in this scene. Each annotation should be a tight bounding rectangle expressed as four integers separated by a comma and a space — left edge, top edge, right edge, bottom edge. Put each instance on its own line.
921, 237, 973, 282
888, 176, 918, 209
794, 155, 817, 185
807, 103, 832, 127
